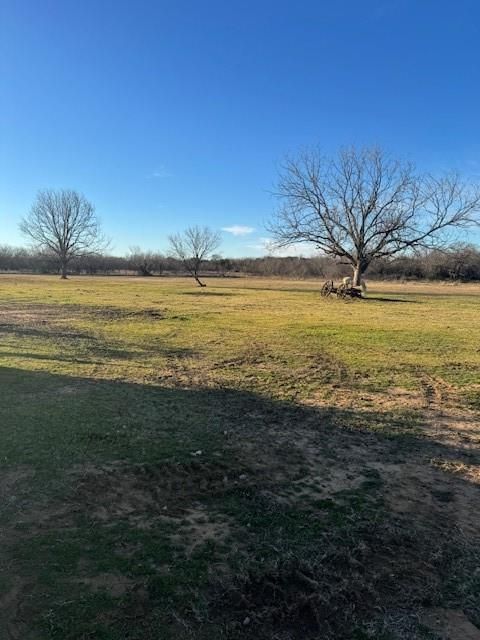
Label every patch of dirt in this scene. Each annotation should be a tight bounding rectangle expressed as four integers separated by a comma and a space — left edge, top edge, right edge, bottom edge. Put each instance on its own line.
420, 608, 480, 639
1, 460, 240, 638
367, 460, 480, 538
306, 403, 480, 539
0, 304, 63, 324
221, 343, 270, 368
72, 460, 236, 524
90, 307, 165, 321
77, 573, 136, 597
306, 385, 427, 412
431, 457, 480, 482
287, 466, 368, 505
302, 380, 480, 534
425, 409, 480, 450
171, 505, 232, 556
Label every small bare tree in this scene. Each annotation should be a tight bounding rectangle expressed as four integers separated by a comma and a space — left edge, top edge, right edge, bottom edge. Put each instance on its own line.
168, 226, 221, 286
20, 189, 107, 279
270, 147, 480, 285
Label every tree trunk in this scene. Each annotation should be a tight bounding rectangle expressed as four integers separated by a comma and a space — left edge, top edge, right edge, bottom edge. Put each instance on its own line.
352, 264, 362, 286
194, 274, 206, 287
60, 261, 68, 279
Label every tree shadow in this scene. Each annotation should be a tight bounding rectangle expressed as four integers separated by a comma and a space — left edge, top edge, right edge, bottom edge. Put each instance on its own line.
0, 344, 194, 367
0, 345, 194, 366
0, 323, 96, 340
1, 366, 479, 639
0, 324, 195, 364
232, 284, 324, 295
365, 296, 418, 303
179, 290, 236, 296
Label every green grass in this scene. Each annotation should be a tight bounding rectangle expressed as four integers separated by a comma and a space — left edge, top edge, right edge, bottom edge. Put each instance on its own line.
1, 275, 479, 639
1, 276, 479, 398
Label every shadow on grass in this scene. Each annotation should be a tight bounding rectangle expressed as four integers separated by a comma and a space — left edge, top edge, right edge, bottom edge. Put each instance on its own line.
179, 290, 236, 296
0, 323, 194, 364
0, 323, 97, 340
0, 343, 194, 365
365, 296, 417, 304
0, 366, 479, 640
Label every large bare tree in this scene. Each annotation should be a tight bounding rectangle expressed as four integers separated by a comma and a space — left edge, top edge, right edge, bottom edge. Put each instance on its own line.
20, 189, 107, 279
168, 226, 221, 286
270, 147, 480, 284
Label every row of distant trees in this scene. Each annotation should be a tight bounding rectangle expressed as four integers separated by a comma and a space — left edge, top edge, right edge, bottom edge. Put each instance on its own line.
1, 243, 480, 281
13, 146, 480, 284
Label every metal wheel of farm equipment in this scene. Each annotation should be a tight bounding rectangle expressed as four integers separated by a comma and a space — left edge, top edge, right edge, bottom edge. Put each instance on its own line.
321, 280, 334, 297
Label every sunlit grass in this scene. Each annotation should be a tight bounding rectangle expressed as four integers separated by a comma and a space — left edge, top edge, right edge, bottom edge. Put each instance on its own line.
1, 275, 479, 401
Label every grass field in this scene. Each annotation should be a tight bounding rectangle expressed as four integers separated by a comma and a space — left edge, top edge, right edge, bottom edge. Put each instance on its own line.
1, 275, 480, 639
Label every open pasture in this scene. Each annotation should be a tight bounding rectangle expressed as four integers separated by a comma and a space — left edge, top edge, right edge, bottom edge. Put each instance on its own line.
1, 275, 479, 639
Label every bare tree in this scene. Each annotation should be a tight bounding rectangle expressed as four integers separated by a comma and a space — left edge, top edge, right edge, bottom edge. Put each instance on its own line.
269, 147, 480, 285
20, 189, 107, 279
168, 226, 221, 286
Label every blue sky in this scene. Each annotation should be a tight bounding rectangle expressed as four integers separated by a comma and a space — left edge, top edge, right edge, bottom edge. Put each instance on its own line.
1, 0, 479, 256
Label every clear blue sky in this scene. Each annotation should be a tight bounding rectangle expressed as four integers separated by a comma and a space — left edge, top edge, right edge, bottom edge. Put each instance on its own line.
1, 0, 479, 256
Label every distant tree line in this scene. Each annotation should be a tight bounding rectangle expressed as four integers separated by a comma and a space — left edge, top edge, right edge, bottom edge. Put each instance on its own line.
1, 243, 480, 281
